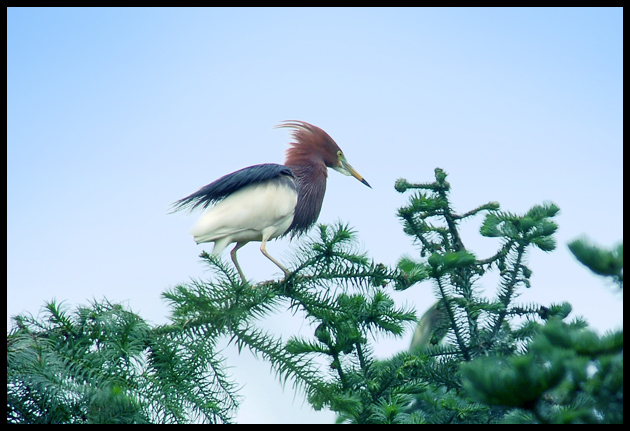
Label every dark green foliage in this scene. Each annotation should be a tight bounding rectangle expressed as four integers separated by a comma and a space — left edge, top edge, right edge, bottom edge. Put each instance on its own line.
7, 299, 239, 423
460, 318, 623, 423
7, 168, 622, 423
568, 237, 623, 288
397, 169, 560, 362
163, 222, 420, 423
396, 168, 622, 424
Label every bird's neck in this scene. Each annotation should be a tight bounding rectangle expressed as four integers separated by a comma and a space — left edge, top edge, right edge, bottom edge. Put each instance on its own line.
284, 162, 328, 237
285, 162, 328, 181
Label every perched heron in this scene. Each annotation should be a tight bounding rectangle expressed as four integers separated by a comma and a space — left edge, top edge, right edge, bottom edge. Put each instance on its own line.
171, 121, 371, 282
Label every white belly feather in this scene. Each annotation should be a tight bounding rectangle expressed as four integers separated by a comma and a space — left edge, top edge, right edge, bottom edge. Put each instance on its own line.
190, 180, 298, 255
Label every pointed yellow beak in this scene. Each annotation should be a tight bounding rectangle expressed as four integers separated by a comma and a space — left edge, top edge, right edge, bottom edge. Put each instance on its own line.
333, 155, 371, 188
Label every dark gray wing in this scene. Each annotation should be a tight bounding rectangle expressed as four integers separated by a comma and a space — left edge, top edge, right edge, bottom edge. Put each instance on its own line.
171, 163, 296, 213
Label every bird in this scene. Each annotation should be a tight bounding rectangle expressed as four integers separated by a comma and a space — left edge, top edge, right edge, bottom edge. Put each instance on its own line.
171, 121, 371, 283
409, 301, 447, 352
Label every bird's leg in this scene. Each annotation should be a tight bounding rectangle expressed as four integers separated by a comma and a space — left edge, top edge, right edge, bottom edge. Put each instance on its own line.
230, 242, 248, 283
260, 240, 290, 278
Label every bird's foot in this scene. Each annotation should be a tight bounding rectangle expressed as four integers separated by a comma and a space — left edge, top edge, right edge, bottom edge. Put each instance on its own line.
258, 278, 281, 288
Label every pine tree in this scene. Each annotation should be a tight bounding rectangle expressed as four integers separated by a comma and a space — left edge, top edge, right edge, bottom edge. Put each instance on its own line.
7, 168, 622, 424
7, 299, 239, 423
394, 169, 622, 424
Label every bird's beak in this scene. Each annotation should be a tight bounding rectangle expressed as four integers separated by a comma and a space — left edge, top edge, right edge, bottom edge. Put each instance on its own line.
334, 157, 372, 188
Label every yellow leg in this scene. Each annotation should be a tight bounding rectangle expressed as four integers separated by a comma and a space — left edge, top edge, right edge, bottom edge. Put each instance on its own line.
260, 239, 290, 277
230, 242, 248, 283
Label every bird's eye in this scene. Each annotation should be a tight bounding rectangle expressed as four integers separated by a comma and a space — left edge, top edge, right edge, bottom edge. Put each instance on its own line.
337, 150, 343, 158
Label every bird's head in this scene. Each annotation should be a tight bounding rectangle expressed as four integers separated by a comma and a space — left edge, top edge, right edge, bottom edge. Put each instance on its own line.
275, 120, 371, 188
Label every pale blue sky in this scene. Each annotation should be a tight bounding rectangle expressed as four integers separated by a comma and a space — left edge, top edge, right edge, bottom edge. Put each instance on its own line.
7, 7, 623, 424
